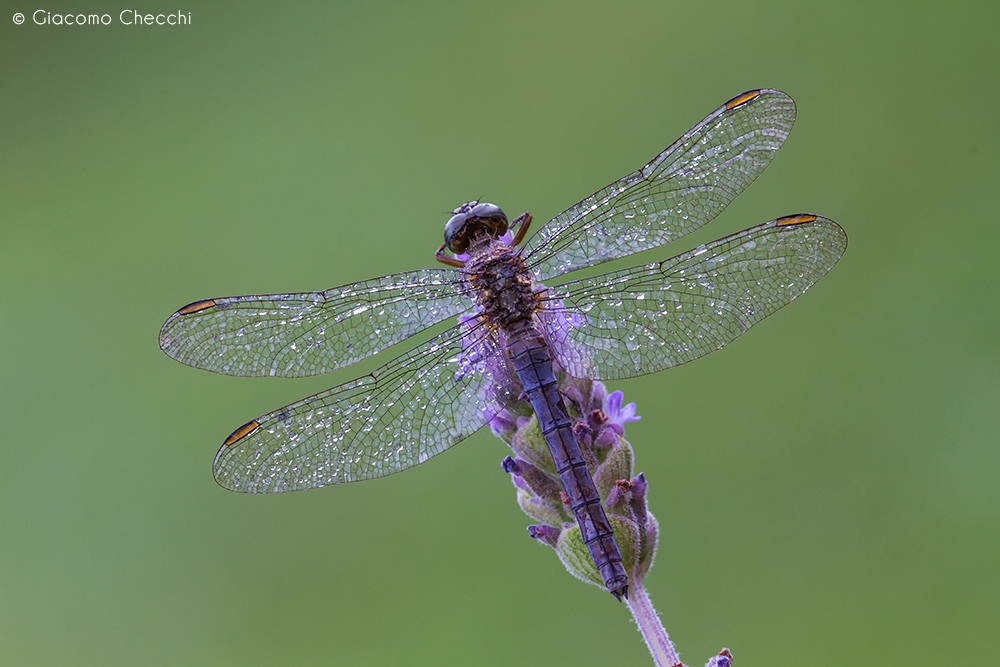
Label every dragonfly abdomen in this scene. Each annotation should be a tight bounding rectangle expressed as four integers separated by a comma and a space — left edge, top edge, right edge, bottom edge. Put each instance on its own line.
505, 318, 629, 600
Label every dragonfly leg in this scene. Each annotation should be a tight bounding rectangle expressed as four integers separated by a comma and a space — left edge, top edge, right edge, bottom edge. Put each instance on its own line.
510, 212, 533, 246
434, 243, 466, 268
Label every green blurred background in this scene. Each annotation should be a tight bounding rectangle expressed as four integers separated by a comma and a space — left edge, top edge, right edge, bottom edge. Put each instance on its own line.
2, 1, 997, 665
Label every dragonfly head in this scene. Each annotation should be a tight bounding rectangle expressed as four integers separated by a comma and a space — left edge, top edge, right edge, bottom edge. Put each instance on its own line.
444, 201, 508, 254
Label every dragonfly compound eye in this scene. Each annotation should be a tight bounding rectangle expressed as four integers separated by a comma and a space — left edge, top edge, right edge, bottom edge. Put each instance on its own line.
444, 201, 509, 253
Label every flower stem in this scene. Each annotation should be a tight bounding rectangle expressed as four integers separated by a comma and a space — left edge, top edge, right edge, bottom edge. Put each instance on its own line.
625, 582, 681, 667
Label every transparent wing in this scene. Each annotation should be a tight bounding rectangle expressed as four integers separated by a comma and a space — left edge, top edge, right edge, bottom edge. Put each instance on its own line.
212, 318, 518, 492
159, 268, 472, 377
523, 89, 797, 281
541, 214, 847, 380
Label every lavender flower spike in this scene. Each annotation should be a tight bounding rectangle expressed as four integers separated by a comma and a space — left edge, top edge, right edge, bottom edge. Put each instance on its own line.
495, 374, 699, 665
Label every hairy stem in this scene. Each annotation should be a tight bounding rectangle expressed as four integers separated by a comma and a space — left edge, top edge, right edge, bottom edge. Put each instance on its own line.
626, 582, 680, 667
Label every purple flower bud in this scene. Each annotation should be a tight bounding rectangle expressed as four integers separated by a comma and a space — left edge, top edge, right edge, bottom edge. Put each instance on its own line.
606, 478, 630, 511
630, 473, 649, 523
527, 524, 560, 548
501, 456, 531, 491
593, 414, 619, 449
490, 408, 519, 439
707, 648, 734, 667
574, 385, 642, 451
502, 456, 561, 500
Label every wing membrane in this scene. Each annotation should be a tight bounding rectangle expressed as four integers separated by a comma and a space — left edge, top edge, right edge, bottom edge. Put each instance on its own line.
542, 215, 847, 380
159, 268, 471, 377
212, 319, 517, 492
523, 89, 796, 280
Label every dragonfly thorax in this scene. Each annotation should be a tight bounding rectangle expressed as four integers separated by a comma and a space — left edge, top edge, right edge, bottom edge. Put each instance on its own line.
464, 241, 540, 328
444, 201, 509, 254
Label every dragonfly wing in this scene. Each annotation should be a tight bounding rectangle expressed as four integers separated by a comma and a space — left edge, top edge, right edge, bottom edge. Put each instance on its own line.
212, 318, 517, 492
523, 89, 797, 281
541, 215, 847, 380
159, 268, 471, 377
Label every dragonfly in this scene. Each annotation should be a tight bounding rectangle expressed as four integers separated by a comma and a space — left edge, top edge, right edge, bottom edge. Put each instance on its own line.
159, 88, 847, 600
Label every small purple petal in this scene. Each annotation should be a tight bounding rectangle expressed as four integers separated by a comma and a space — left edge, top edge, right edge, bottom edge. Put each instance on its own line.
606, 389, 622, 412
605, 390, 640, 427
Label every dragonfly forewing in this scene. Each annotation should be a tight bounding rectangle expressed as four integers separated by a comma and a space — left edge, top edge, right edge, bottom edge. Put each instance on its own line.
523, 89, 796, 281
212, 318, 517, 492
159, 268, 470, 377
541, 214, 847, 380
